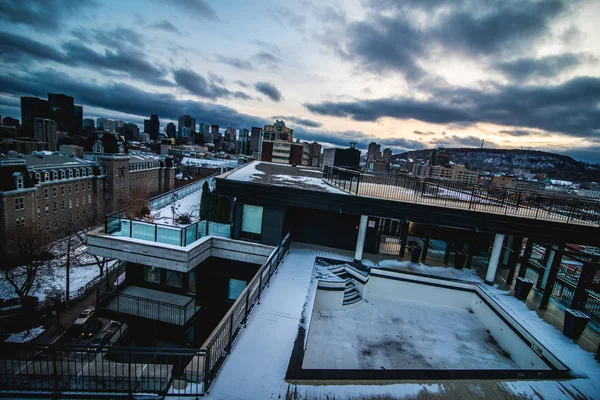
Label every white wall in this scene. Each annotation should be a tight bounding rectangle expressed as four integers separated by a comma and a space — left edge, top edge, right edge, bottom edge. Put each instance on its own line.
314, 282, 345, 311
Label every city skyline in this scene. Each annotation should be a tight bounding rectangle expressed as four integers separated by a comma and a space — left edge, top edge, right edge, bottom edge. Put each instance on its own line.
0, 0, 599, 162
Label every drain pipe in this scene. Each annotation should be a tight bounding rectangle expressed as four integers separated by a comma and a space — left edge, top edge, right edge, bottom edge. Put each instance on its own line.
354, 215, 369, 262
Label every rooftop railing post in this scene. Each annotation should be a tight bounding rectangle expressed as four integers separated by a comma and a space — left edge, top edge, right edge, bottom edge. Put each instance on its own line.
540, 246, 563, 310
154, 224, 158, 242
567, 198, 576, 223
203, 347, 211, 393
227, 313, 233, 353
129, 218, 132, 238
356, 171, 361, 196
105, 216, 108, 233
515, 192, 521, 212
570, 261, 595, 311
258, 273, 262, 304
243, 290, 250, 326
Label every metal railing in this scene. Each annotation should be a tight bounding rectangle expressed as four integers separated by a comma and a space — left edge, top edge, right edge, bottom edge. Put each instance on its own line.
99, 289, 196, 326
105, 217, 231, 247
198, 233, 291, 392
0, 343, 204, 397
147, 175, 216, 211
323, 165, 600, 226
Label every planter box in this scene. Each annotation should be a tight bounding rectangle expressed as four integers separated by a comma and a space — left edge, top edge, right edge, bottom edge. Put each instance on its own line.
514, 277, 534, 300
563, 309, 589, 341
454, 252, 467, 269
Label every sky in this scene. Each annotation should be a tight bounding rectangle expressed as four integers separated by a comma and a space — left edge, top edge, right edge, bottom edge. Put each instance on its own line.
0, 0, 599, 162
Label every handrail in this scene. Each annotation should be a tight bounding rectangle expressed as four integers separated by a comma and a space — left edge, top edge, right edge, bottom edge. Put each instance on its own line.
199, 232, 291, 391
99, 289, 194, 310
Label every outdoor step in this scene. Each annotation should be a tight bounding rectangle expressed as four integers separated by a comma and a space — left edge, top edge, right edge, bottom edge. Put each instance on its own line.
344, 289, 360, 301
343, 296, 363, 306
346, 282, 356, 290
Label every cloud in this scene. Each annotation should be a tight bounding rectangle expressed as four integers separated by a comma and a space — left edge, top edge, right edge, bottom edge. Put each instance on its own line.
234, 91, 252, 100
235, 80, 250, 88
273, 6, 306, 32
150, 20, 181, 34
173, 68, 234, 99
0, 31, 67, 64
255, 82, 283, 102
0, 0, 96, 32
216, 55, 253, 70
430, 135, 492, 148
167, 0, 217, 20
496, 53, 597, 82
413, 130, 436, 136
253, 51, 281, 66
306, 76, 600, 137
73, 26, 145, 49
498, 129, 549, 137
272, 116, 322, 128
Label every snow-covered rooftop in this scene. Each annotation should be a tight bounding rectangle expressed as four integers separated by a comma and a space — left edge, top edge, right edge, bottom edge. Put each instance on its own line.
223, 161, 348, 194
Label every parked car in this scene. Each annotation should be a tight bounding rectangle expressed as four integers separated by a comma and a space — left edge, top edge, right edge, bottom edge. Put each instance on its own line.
74, 307, 95, 326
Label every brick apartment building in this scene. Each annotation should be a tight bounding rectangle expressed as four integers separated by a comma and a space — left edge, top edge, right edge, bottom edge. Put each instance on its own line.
0, 131, 175, 234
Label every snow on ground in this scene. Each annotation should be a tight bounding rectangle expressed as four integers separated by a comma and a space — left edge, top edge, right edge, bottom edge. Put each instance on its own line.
151, 187, 202, 220
181, 157, 240, 169
5, 326, 45, 343
204, 243, 600, 400
303, 294, 517, 370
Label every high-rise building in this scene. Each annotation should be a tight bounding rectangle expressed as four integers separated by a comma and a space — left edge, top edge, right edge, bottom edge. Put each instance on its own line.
307, 141, 322, 167
367, 142, 381, 164
96, 118, 108, 130
322, 145, 361, 170
119, 123, 140, 141
249, 127, 263, 158
21, 97, 51, 137
74, 105, 83, 135
83, 118, 95, 128
178, 115, 196, 137
238, 128, 249, 155
48, 93, 75, 135
144, 114, 160, 141
165, 122, 176, 138
33, 118, 57, 150
210, 124, 220, 138
382, 148, 392, 164
2, 116, 20, 129
224, 127, 236, 142
263, 120, 293, 141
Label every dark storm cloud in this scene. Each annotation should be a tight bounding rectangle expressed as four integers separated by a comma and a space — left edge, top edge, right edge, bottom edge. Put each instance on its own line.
272, 116, 322, 128
430, 135, 491, 148
0, 31, 172, 87
413, 130, 436, 136
498, 129, 548, 137
496, 53, 597, 81
332, 0, 573, 79
306, 76, 600, 137
0, 0, 95, 32
255, 82, 283, 102
216, 55, 253, 70
172, 68, 232, 99
62, 41, 172, 87
168, 0, 217, 19
0, 31, 67, 64
0, 69, 265, 130
150, 20, 181, 34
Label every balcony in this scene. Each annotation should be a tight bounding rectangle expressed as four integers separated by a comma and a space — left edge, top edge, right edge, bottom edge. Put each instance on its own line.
100, 285, 198, 326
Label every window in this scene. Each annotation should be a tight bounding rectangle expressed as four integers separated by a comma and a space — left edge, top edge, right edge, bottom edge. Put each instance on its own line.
37, 206, 40, 217
228, 279, 246, 301
53, 187, 56, 197
88, 182, 91, 190
62, 200, 65, 210
44, 188, 48, 199
144, 266, 160, 284
76, 198, 79, 207
188, 270, 196, 294
81, 183, 85, 191
81, 169, 86, 177
93, 142, 103, 154
75, 169, 80, 178
15, 173, 25, 189
16, 216, 25, 228
14, 198, 24, 210
44, 172, 49, 181
60, 170, 65, 179
87, 168, 92, 176
240, 204, 263, 241
54, 202, 57, 212
68, 185, 72, 194
166, 270, 182, 288
69, 199, 72, 209
35, 172, 40, 182
61, 186, 64, 195
68, 170, 73, 178
88, 194, 91, 204
52, 171, 58, 180
75, 183, 78, 193
46, 220, 50, 231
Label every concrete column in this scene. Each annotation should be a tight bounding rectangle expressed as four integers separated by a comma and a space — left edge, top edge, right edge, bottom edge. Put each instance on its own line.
485, 234, 505, 285
354, 215, 368, 262
540, 248, 556, 290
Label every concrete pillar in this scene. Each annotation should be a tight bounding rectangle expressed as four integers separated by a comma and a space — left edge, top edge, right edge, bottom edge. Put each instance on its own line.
354, 215, 368, 262
485, 234, 505, 285
421, 233, 430, 262
518, 238, 534, 278
540, 248, 556, 290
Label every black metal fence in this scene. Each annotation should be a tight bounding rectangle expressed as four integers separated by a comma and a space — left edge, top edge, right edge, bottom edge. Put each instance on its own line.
0, 343, 204, 397
323, 166, 600, 226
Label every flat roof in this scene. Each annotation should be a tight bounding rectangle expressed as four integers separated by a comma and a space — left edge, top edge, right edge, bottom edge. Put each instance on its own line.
223, 161, 347, 194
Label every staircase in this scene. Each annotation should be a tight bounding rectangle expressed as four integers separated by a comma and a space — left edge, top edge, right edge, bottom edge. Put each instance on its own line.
325, 265, 363, 306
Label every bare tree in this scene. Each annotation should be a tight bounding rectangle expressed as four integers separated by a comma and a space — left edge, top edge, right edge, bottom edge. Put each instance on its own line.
119, 187, 151, 220
0, 224, 53, 303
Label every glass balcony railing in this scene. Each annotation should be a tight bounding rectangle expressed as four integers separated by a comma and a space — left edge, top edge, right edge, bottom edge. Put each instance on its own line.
105, 216, 231, 247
